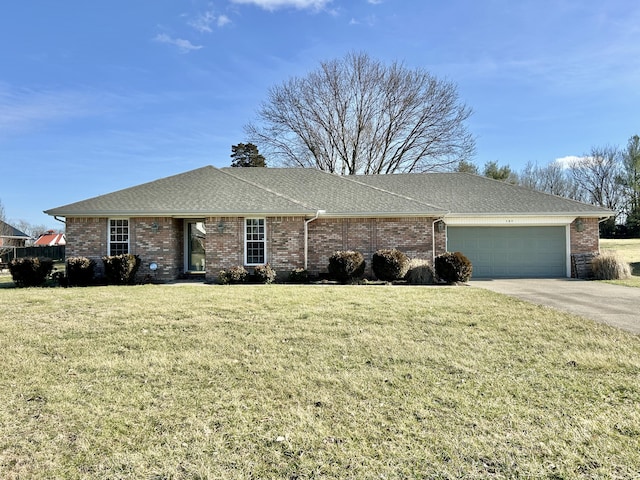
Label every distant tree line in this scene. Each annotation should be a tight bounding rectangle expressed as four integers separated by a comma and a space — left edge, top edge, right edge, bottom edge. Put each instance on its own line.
457, 135, 640, 237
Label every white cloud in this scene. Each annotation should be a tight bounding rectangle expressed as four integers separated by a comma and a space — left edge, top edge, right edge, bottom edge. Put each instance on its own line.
230, 0, 332, 11
189, 10, 231, 32
189, 11, 217, 33
368, 0, 383, 4
555, 155, 583, 169
154, 33, 203, 53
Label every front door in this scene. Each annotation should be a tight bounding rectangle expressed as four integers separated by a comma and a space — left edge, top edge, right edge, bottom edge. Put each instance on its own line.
187, 221, 206, 272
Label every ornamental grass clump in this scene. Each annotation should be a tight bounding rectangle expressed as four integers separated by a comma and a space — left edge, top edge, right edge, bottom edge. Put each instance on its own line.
404, 258, 436, 285
591, 251, 632, 280
253, 264, 277, 284
66, 256, 96, 286
372, 248, 409, 282
8, 257, 54, 287
328, 250, 365, 283
434, 251, 473, 284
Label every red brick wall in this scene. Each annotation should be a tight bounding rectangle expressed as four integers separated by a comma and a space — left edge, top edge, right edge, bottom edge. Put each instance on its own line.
570, 217, 600, 254
308, 217, 441, 277
65, 217, 108, 260
65, 216, 183, 282
132, 217, 183, 282
66, 215, 449, 282
204, 216, 305, 281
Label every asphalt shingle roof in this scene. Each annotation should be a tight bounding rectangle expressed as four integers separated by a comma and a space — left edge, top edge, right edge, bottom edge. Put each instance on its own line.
354, 172, 613, 216
45, 166, 613, 218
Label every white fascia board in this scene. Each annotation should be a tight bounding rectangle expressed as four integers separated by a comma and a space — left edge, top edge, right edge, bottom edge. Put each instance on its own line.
443, 215, 577, 226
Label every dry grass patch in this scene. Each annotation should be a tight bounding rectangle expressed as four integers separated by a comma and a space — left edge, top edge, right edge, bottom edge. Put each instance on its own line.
600, 238, 640, 287
1, 285, 639, 479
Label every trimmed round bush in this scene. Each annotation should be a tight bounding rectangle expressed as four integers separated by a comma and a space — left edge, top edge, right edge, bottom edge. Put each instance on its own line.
254, 264, 277, 284
102, 254, 141, 285
404, 258, 436, 285
328, 250, 366, 283
9, 257, 54, 287
66, 256, 96, 286
288, 268, 309, 283
372, 248, 409, 281
218, 265, 248, 284
434, 251, 473, 284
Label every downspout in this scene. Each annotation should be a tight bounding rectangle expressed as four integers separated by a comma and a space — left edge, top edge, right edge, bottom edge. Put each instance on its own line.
53, 216, 66, 225
432, 217, 446, 265
304, 210, 325, 270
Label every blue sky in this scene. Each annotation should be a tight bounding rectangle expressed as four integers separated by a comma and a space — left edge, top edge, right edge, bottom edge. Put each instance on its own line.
1, 0, 639, 228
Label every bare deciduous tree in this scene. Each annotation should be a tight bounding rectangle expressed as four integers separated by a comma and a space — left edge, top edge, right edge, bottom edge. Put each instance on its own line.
520, 161, 576, 198
570, 146, 622, 234
246, 52, 475, 175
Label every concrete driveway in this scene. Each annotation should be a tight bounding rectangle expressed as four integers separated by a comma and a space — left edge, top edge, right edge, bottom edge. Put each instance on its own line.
471, 278, 640, 334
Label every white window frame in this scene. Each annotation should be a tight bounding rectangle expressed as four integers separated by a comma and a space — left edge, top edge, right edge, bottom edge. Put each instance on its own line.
244, 218, 266, 266
108, 218, 130, 256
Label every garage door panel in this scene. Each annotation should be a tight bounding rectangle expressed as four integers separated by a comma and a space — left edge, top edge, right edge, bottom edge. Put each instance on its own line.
447, 226, 566, 278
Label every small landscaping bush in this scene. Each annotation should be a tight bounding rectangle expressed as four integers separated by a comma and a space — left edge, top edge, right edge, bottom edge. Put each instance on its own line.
592, 251, 632, 280
435, 251, 473, 284
102, 254, 141, 285
372, 248, 409, 281
8, 257, 54, 287
328, 250, 366, 283
218, 265, 248, 285
288, 268, 309, 283
405, 259, 436, 285
254, 264, 277, 284
66, 256, 96, 286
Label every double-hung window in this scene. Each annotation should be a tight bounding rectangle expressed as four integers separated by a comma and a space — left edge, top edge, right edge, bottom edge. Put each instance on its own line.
109, 219, 129, 255
245, 218, 265, 265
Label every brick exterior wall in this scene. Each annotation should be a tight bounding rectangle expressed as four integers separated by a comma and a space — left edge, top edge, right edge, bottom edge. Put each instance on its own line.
65, 215, 600, 282
65, 216, 183, 282
307, 217, 442, 277
133, 217, 183, 282
570, 217, 600, 254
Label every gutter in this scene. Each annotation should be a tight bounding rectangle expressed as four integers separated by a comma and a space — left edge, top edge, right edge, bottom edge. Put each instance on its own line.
304, 210, 326, 270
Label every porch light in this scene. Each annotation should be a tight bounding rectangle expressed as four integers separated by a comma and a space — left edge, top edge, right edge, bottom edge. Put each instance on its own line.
217, 221, 225, 233
436, 221, 446, 233
151, 222, 159, 233
575, 218, 584, 232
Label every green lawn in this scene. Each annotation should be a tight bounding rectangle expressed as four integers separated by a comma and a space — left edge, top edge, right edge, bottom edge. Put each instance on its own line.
600, 238, 640, 287
1, 284, 639, 479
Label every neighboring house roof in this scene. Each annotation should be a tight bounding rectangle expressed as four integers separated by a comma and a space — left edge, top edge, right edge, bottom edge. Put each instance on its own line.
0, 220, 30, 239
45, 166, 614, 219
34, 231, 66, 246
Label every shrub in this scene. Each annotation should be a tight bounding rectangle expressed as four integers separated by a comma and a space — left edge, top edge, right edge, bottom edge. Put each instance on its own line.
288, 268, 309, 283
372, 249, 409, 281
591, 252, 632, 280
66, 256, 96, 286
328, 250, 366, 283
254, 264, 277, 284
405, 259, 436, 285
102, 254, 141, 285
9, 257, 54, 287
218, 265, 248, 285
435, 251, 473, 284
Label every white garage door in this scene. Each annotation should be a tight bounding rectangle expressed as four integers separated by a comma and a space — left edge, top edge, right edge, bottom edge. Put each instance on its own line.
447, 226, 567, 278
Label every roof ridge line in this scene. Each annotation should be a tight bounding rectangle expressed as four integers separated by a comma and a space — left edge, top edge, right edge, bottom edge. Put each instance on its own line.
344, 174, 450, 214
218, 168, 317, 212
